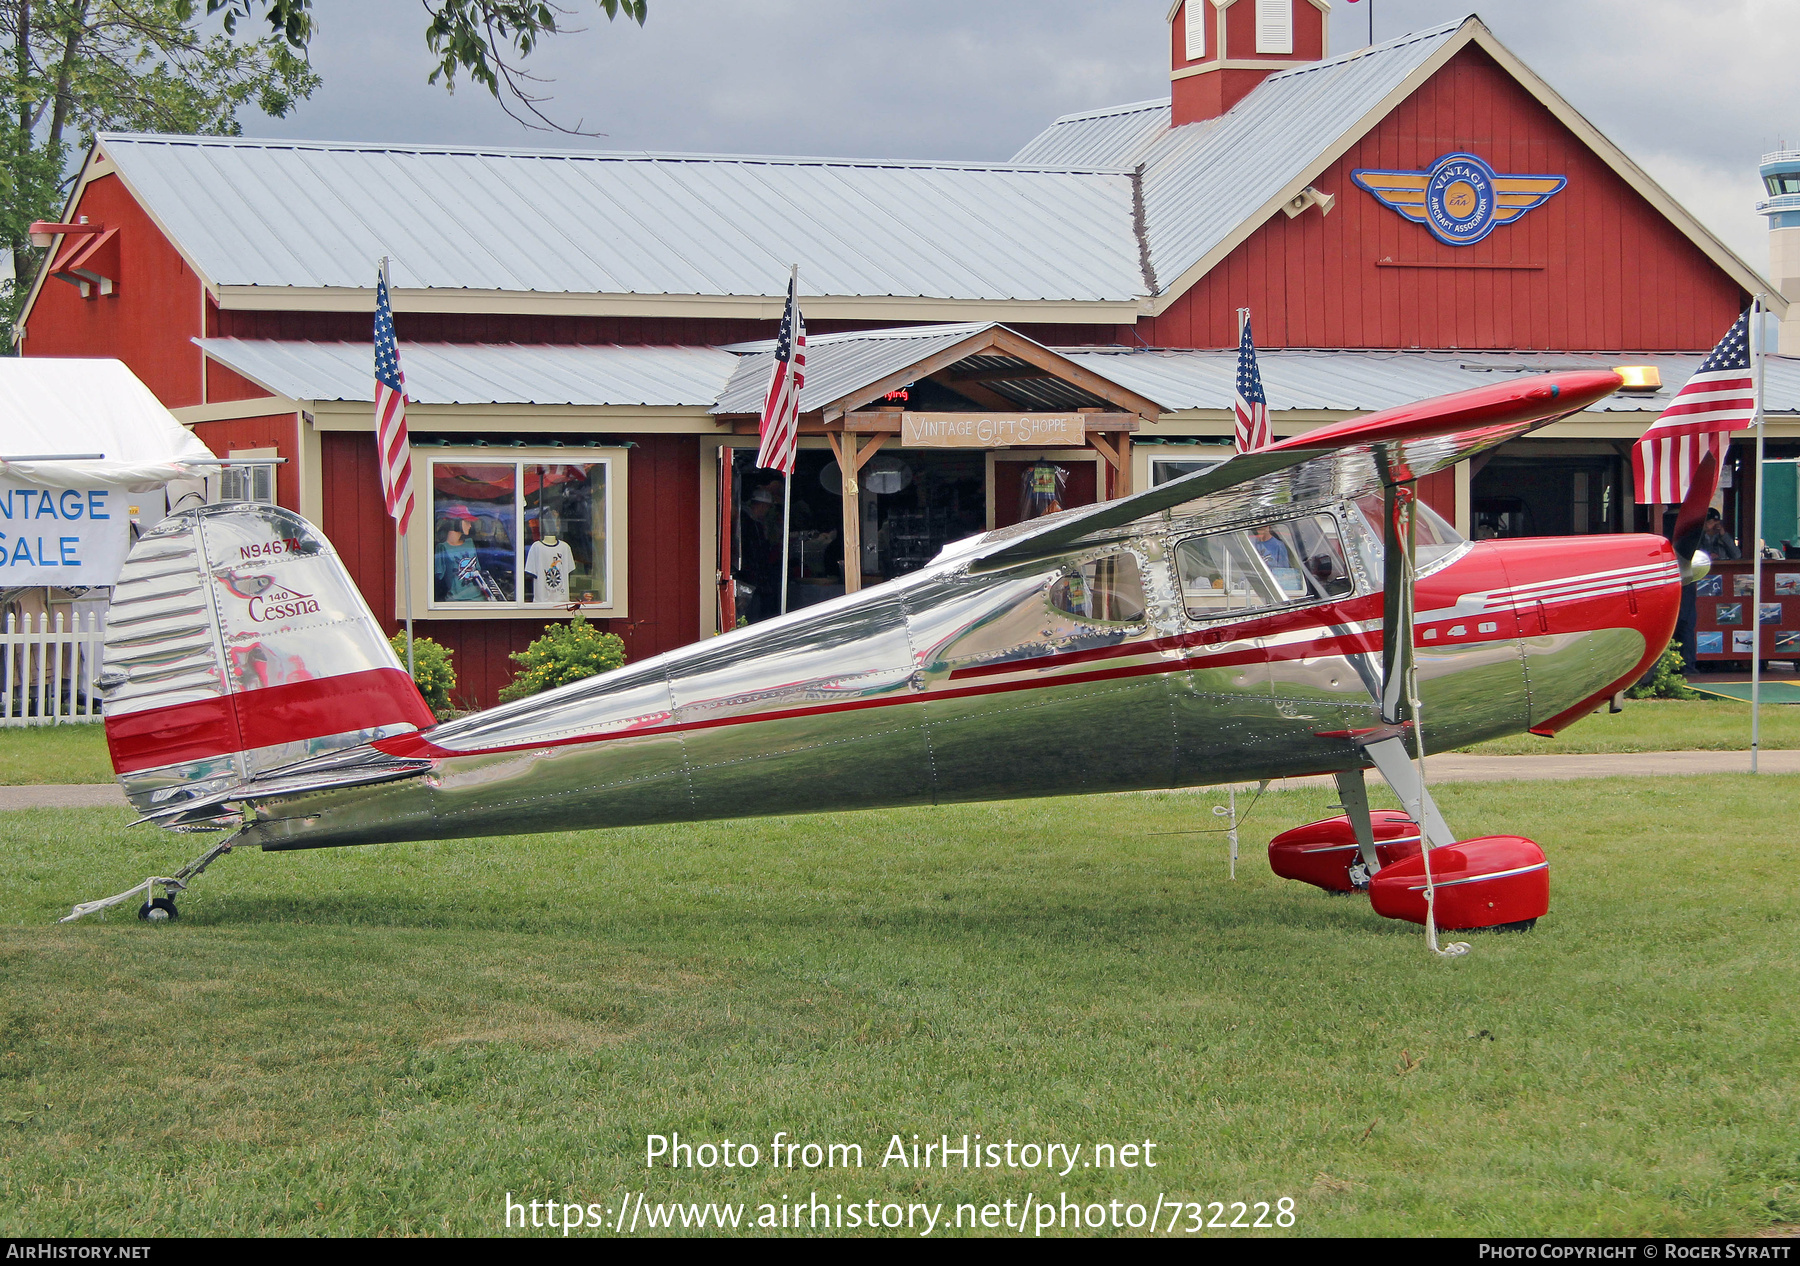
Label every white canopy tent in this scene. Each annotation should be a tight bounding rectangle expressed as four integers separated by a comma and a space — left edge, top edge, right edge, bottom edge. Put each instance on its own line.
0, 357, 211, 491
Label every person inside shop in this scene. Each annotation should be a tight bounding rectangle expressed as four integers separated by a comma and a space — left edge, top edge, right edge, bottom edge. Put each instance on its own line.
736, 487, 782, 622
1699, 508, 1740, 560
1251, 523, 1291, 570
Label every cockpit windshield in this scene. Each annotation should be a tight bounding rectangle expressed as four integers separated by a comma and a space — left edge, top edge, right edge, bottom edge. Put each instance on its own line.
1352, 496, 1468, 576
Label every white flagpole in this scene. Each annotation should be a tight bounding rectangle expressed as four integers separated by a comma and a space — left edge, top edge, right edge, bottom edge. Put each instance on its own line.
382, 255, 416, 680
779, 263, 798, 617
1751, 296, 1767, 773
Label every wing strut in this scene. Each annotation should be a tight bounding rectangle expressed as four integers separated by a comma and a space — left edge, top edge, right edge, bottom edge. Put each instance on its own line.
1363, 469, 1471, 958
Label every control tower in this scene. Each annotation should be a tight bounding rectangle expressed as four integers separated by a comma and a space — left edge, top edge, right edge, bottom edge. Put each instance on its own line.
1759, 150, 1800, 353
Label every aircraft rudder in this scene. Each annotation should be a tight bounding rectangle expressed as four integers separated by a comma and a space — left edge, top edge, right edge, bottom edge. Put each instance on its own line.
100, 503, 434, 815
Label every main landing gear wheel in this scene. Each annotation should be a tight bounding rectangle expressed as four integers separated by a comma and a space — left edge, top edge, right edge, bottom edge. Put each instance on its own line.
138, 896, 179, 922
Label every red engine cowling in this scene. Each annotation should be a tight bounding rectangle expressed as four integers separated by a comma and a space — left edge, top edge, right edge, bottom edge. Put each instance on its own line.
1267, 810, 1423, 892
1367, 836, 1549, 930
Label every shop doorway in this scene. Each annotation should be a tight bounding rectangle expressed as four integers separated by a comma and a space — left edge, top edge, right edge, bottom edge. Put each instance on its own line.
728, 447, 989, 624
1470, 453, 1626, 539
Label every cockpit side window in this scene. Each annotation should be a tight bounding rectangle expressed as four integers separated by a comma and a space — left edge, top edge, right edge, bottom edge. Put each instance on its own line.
1047, 552, 1147, 625
1175, 513, 1354, 621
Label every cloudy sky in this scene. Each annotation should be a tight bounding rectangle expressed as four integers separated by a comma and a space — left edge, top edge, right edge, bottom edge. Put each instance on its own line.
241, 1, 1799, 274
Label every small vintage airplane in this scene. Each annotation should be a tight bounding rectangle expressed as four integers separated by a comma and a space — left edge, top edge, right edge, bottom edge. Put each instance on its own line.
68, 369, 1689, 951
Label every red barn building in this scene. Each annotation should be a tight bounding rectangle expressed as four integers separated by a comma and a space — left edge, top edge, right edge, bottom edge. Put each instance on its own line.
19, 10, 1797, 705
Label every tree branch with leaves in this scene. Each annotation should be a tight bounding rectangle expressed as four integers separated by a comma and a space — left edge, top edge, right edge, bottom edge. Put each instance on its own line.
213, 0, 647, 131
0, 0, 320, 336
5, 0, 649, 341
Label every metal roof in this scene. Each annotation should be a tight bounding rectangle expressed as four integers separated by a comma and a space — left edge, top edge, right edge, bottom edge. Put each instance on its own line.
1059, 348, 1800, 414
1010, 22, 1463, 292
712, 322, 1143, 416
196, 339, 738, 406
1142, 24, 1463, 289
1011, 98, 1171, 168
95, 24, 1457, 309
715, 323, 998, 415
106, 136, 1142, 303
200, 332, 1800, 418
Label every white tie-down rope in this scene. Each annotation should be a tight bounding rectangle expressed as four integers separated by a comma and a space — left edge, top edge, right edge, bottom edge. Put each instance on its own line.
1397, 523, 1470, 960
1211, 780, 1270, 879
59, 838, 236, 923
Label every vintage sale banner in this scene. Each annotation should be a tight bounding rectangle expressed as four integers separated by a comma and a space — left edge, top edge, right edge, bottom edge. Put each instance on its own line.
0, 479, 131, 586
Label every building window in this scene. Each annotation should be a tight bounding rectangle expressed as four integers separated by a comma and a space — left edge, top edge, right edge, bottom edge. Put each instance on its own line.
1184, 0, 1207, 60
1152, 455, 1227, 486
220, 462, 275, 504
1255, 0, 1292, 54
422, 452, 624, 615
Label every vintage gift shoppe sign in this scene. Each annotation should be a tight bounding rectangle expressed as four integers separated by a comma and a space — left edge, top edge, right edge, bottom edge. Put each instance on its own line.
1352, 152, 1567, 246
0, 479, 129, 586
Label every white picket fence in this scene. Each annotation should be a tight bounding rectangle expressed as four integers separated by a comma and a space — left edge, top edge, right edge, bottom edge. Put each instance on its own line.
0, 611, 106, 725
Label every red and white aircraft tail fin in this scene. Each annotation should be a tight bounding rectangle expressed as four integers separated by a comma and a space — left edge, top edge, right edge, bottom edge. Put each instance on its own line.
100, 503, 435, 822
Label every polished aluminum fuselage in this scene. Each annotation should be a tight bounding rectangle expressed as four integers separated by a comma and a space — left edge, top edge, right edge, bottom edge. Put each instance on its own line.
231, 501, 1676, 852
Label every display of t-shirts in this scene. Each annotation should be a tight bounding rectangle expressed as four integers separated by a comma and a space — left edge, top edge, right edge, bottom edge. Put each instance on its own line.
525, 539, 576, 604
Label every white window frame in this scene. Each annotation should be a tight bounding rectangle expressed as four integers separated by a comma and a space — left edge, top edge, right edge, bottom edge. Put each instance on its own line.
404, 446, 630, 622
1255, 0, 1293, 54
1151, 454, 1227, 487
1184, 0, 1207, 60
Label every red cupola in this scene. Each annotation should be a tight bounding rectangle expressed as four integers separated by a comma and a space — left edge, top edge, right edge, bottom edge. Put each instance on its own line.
1168, 0, 1329, 125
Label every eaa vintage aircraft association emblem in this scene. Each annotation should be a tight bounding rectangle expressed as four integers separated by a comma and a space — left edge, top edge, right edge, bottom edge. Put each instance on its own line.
1351, 152, 1566, 246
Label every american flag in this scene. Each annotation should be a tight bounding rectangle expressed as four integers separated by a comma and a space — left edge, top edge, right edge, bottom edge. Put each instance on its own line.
755, 270, 806, 475
373, 265, 414, 535
1633, 310, 1754, 505
1233, 310, 1271, 453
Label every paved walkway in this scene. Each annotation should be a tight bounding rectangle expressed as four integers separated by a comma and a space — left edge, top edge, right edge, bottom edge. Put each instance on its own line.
2, 750, 1796, 811
1246, 748, 1800, 791
0, 783, 131, 809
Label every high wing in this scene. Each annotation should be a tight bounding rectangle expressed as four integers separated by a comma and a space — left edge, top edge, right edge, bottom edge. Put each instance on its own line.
959, 370, 1624, 574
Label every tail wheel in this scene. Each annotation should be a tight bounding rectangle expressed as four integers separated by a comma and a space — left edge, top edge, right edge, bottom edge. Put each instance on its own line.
137, 896, 178, 922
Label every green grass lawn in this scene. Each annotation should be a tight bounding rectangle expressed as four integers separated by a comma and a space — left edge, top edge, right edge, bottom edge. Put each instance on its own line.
1460, 697, 1800, 755
2, 777, 1795, 1237
0, 723, 114, 784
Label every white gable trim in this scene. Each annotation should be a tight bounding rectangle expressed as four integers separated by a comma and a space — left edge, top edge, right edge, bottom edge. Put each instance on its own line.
1148, 16, 1784, 318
